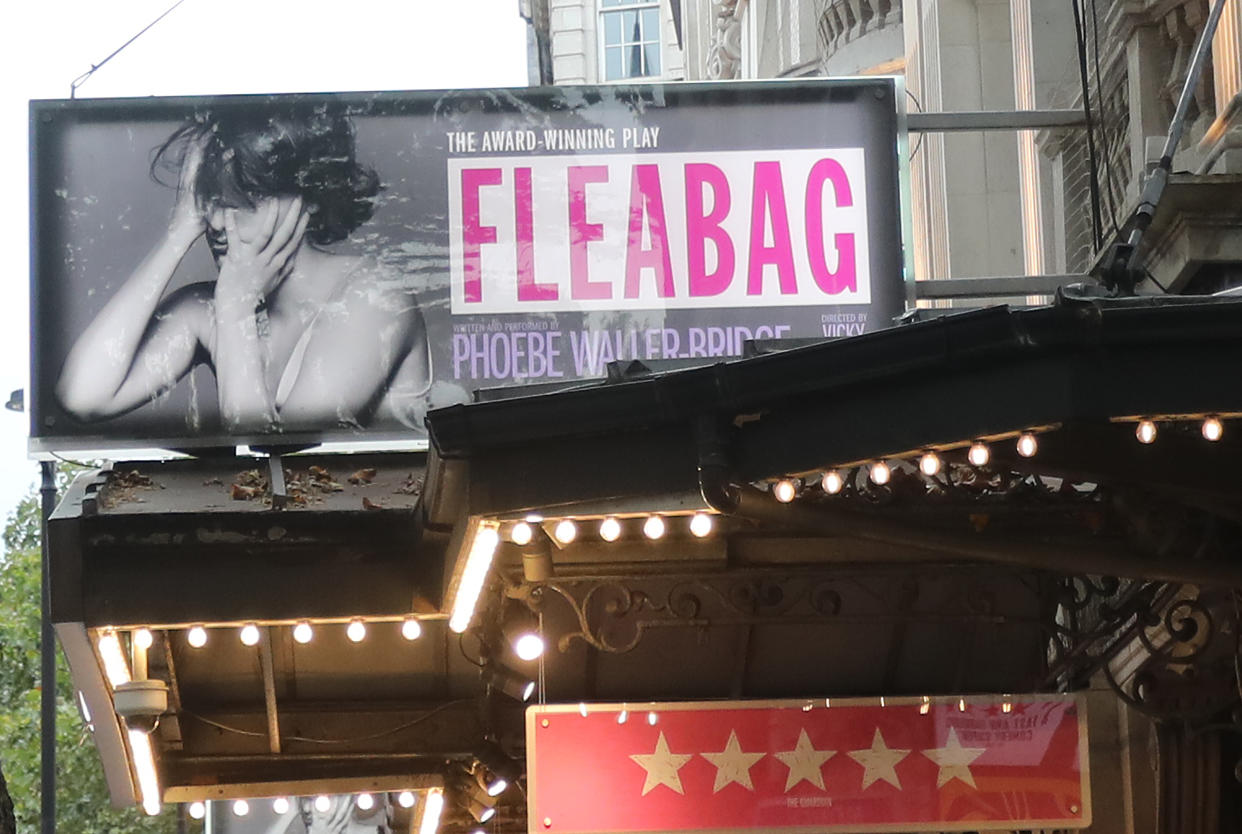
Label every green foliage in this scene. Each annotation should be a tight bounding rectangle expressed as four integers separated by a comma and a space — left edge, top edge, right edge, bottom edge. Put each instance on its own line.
0, 482, 180, 833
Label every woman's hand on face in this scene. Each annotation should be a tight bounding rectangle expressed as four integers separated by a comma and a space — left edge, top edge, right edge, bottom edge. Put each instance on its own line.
215, 197, 309, 308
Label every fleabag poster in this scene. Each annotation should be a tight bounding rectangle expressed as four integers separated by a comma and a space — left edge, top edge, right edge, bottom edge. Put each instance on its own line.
30, 79, 904, 454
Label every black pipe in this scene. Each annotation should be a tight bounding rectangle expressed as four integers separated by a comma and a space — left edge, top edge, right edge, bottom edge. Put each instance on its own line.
40, 461, 56, 834
696, 419, 1242, 588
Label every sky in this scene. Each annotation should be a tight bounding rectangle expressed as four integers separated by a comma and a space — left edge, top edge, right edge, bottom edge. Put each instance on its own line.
0, 0, 529, 518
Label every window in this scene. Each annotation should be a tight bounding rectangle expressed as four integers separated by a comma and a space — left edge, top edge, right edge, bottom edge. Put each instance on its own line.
601, 0, 662, 81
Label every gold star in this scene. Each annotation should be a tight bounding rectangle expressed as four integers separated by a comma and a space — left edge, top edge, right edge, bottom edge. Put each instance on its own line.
847, 728, 910, 790
775, 729, 836, 791
701, 730, 766, 792
921, 727, 986, 789
629, 732, 694, 796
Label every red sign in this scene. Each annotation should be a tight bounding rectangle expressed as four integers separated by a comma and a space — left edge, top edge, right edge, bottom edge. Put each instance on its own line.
526, 695, 1089, 833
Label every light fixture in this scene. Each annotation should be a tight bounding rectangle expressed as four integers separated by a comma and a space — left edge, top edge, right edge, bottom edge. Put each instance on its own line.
356, 793, 375, 811
240, 623, 260, 647
314, 796, 331, 813
97, 630, 131, 688
821, 470, 844, 494
475, 764, 507, 797
968, 442, 990, 467
918, 452, 941, 477
505, 604, 544, 661
510, 521, 534, 546
689, 512, 713, 537
1203, 416, 1223, 441
919, 696, 931, 715
1002, 698, 1013, 714
293, 621, 313, 644
599, 517, 622, 542
647, 711, 658, 725
448, 522, 501, 634
418, 788, 444, 834
273, 797, 290, 814
477, 740, 522, 787
958, 698, 967, 712
398, 790, 416, 809
232, 799, 250, 817
642, 515, 665, 540
187, 626, 207, 649
869, 461, 891, 485
128, 728, 161, 815
1136, 419, 1157, 444
553, 519, 578, 544
482, 663, 536, 702
346, 619, 367, 643
773, 479, 797, 503
189, 801, 206, 820
133, 629, 154, 651
578, 702, 588, 717
402, 617, 423, 641
466, 798, 496, 823
1016, 432, 1038, 458
617, 709, 629, 724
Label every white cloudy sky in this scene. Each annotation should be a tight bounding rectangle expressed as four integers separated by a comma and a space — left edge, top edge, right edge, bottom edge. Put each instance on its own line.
0, 0, 528, 516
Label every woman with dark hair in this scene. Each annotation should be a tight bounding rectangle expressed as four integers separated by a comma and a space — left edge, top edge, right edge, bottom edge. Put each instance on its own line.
56, 104, 431, 435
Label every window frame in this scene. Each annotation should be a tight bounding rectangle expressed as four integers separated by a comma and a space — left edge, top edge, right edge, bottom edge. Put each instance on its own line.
597, 0, 664, 82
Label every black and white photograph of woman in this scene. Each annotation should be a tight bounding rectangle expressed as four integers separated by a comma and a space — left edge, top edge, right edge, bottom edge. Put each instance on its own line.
55, 102, 434, 437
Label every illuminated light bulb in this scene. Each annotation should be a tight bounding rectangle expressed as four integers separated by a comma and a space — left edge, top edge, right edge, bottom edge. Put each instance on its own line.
801, 701, 813, 712
824, 698, 831, 708
513, 633, 545, 661
273, 797, 290, 814
187, 626, 208, 649
128, 728, 161, 815
821, 470, 844, 494
1016, 432, 1038, 458
448, 523, 500, 634
1203, 416, 1223, 441
642, 515, 666, 540
1136, 420, 1157, 444
239, 623, 260, 647
689, 512, 713, 538
510, 521, 534, 546
773, 479, 797, 503
398, 790, 416, 809
293, 621, 313, 644
233, 799, 250, 817
647, 711, 658, 726
918, 452, 941, 477
553, 519, 577, 544
133, 629, 154, 651
617, 709, 629, 724
578, 702, 588, 717
419, 789, 444, 834
402, 617, 422, 641
958, 698, 967, 712
522, 679, 537, 701
1002, 700, 1013, 714
97, 631, 131, 688
879, 696, 886, 707
189, 801, 206, 820
314, 796, 331, 813
968, 442, 990, 467
347, 619, 367, 643
599, 517, 622, 542
869, 461, 891, 485
919, 696, 931, 715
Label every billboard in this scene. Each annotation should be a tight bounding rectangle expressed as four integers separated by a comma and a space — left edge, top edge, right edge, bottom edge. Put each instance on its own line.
31, 79, 905, 454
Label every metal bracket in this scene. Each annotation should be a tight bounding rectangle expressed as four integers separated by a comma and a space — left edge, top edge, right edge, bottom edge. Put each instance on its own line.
268, 455, 287, 511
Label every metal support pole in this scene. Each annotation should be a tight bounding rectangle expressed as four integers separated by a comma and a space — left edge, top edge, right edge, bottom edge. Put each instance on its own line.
39, 460, 57, 834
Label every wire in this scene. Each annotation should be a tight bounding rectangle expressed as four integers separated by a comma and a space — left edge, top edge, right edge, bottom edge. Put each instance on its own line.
1088, 0, 1122, 237
905, 88, 926, 160
51, 452, 102, 469
1070, 0, 1105, 251
69, 0, 190, 98
183, 698, 477, 745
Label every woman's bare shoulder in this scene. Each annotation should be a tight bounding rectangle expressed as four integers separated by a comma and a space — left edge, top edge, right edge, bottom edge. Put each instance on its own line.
331, 256, 419, 312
